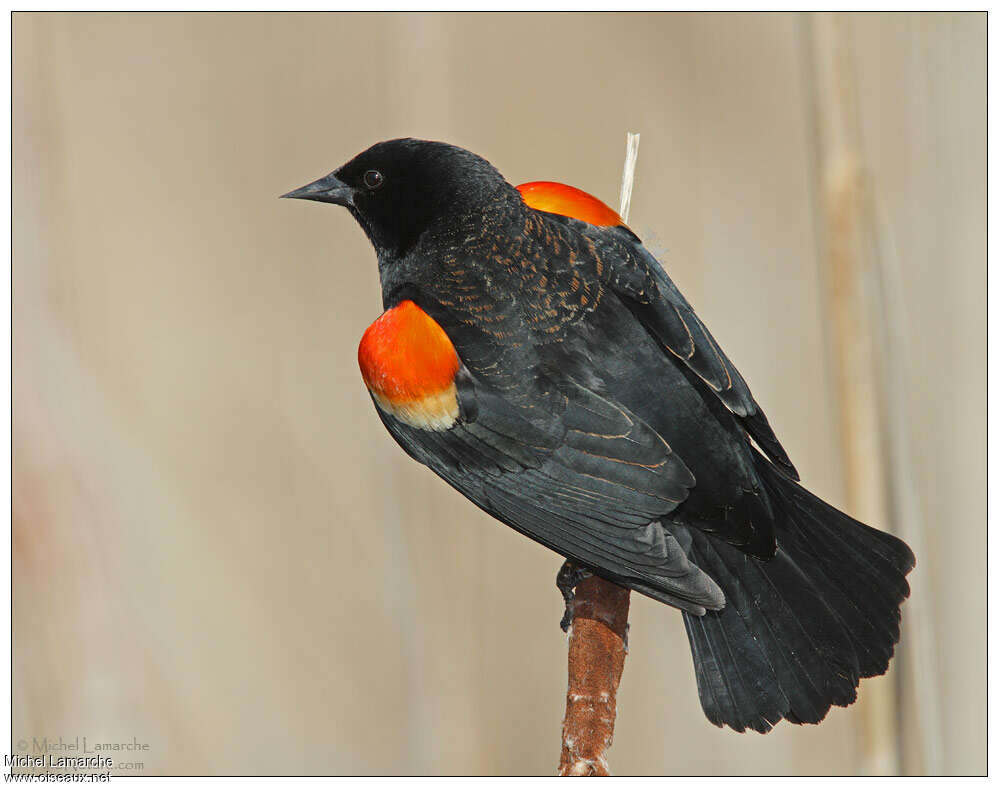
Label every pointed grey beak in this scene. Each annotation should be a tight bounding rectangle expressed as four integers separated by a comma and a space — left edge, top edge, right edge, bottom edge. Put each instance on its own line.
281, 172, 355, 207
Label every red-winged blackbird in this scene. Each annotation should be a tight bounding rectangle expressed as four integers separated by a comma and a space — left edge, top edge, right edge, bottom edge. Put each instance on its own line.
284, 138, 914, 733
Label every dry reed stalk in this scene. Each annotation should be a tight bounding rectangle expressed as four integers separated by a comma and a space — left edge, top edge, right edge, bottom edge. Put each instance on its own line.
799, 12, 942, 774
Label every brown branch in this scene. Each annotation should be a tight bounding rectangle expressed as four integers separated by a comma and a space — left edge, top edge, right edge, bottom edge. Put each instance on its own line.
558, 576, 631, 776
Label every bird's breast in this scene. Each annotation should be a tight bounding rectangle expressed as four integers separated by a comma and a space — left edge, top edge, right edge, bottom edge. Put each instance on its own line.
358, 300, 461, 431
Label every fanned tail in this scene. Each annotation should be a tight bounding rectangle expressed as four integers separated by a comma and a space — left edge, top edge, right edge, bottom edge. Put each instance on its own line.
678, 450, 915, 733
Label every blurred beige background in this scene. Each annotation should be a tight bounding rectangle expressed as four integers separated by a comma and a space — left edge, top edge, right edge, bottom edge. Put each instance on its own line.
13, 12, 984, 776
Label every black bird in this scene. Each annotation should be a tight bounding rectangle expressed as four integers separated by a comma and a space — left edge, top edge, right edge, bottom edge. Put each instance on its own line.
284, 138, 915, 733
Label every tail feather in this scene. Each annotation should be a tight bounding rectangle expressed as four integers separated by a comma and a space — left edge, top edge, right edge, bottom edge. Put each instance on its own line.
773, 488, 910, 677
680, 451, 915, 733
683, 605, 787, 733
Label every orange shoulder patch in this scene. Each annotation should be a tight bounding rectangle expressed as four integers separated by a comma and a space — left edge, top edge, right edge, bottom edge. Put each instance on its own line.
358, 300, 461, 431
516, 181, 623, 227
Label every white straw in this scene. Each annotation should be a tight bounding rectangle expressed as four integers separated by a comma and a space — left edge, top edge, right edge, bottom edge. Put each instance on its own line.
618, 133, 641, 223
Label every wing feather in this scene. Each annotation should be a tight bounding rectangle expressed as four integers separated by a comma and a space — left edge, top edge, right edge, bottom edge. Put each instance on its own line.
534, 211, 799, 480
614, 244, 799, 480
377, 373, 725, 612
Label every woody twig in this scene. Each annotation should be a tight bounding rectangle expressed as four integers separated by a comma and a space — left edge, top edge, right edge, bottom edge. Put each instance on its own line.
558, 575, 631, 776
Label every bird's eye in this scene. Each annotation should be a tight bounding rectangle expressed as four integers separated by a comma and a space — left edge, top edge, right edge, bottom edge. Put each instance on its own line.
363, 169, 384, 190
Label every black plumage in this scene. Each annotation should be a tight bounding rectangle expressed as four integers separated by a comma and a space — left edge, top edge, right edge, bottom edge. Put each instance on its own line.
284, 138, 915, 733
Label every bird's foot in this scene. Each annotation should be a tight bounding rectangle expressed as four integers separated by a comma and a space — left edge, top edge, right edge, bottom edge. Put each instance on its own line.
556, 560, 593, 632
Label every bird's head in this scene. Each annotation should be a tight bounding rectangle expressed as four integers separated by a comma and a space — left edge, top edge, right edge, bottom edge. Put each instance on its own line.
283, 138, 517, 258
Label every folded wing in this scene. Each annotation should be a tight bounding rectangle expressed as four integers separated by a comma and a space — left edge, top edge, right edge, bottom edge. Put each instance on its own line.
378, 372, 726, 613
